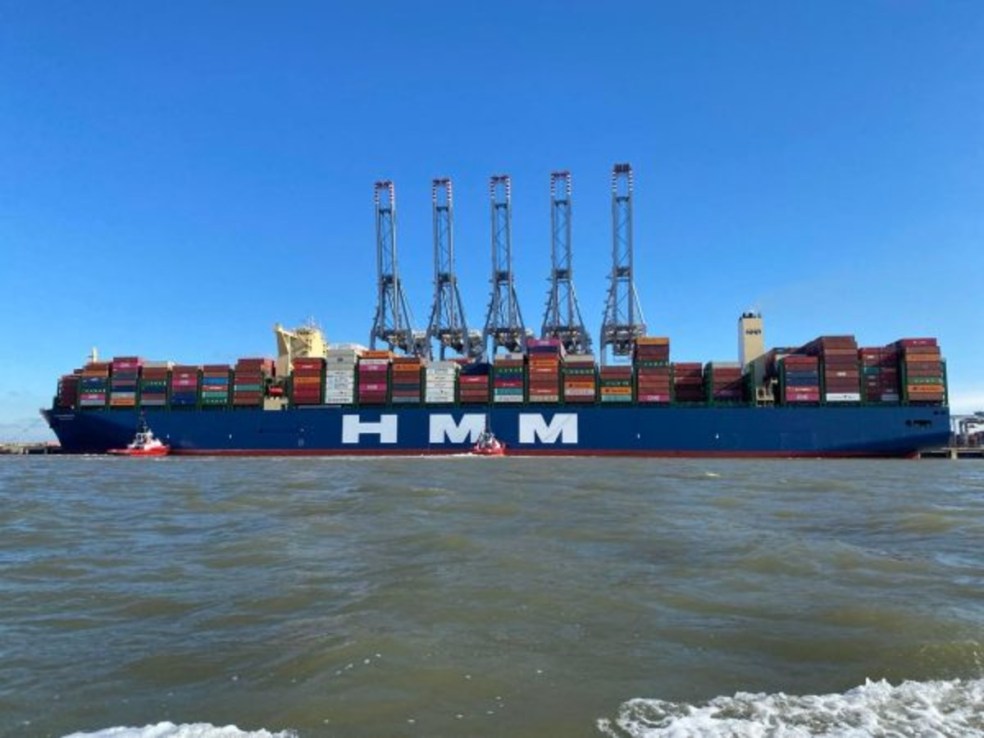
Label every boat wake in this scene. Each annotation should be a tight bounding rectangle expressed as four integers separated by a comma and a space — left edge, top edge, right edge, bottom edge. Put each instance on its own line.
63, 723, 295, 738
598, 678, 984, 737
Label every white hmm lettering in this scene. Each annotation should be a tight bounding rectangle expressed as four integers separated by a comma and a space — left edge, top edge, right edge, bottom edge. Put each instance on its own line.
429, 414, 486, 444
342, 415, 398, 444
518, 413, 578, 444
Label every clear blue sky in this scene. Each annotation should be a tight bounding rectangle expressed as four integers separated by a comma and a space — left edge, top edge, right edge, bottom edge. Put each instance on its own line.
2, 1, 982, 440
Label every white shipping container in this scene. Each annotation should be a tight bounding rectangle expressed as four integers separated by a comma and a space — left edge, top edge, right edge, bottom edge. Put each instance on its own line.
425, 391, 456, 400
324, 392, 355, 402
825, 393, 862, 402
492, 395, 524, 403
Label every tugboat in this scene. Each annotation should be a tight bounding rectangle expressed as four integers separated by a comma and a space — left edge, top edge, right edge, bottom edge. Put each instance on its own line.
107, 417, 170, 457
471, 429, 506, 456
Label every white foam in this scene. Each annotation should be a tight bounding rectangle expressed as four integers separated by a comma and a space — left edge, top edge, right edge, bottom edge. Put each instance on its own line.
598, 678, 984, 737
62, 723, 296, 738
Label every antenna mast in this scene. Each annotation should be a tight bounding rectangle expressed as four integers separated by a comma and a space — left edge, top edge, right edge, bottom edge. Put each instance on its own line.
599, 163, 646, 363
541, 170, 591, 354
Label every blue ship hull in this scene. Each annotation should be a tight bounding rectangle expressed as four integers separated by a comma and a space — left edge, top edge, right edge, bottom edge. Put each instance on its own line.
43, 404, 951, 457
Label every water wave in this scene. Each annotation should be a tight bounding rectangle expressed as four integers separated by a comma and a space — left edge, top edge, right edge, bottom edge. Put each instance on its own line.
63, 723, 295, 738
598, 678, 984, 737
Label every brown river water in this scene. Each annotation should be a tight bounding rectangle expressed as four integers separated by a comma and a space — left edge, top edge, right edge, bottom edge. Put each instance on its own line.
1, 456, 982, 737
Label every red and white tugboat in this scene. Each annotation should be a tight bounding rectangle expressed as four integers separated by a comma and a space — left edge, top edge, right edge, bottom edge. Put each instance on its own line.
471, 429, 506, 456
108, 418, 170, 457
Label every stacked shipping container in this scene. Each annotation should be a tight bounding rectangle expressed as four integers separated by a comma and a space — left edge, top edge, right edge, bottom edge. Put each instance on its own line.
139, 362, 170, 407
459, 363, 491, 404
705, 362, 743, 404
801, 336, 861, 403
527, 339, 562, 403
80, 361, 111, 408
391, 356, 424, 404
202, 365, 232, 407
232, 358, 272, 407
779, 355, 821, 404
634, 337, 672, 404
66, 334, 948, 414
325, 346, 359, 404
425, 361, 458, 404
859, 346, 901, 404
358, 350, 391, 404
599, 365, 633, 403
562, 354, 596, 403
493, 354, 525, 403
672, 362, 704, 403
56, 374, 80, 409
898, 338, 946, 404
291, 357, 325, 406
170, 366, 200, 407
109, 357, 141, 408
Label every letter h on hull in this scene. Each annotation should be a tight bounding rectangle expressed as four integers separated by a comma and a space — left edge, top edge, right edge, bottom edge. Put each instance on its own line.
342, 415, 398, 444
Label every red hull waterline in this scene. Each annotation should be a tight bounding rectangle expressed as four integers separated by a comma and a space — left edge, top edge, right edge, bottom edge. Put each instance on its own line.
166, 448, 916, 459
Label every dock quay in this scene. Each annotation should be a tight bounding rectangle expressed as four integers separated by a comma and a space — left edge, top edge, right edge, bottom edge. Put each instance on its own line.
0, 442, 63, 455
919, 446, 984, 460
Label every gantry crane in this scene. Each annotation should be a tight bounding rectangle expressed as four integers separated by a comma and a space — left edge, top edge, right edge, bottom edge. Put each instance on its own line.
541, 170, 591, 355
425, 177, 482, 359
599, 163, 646, 363
482, 174, 528, 357
369, 180, 427, 356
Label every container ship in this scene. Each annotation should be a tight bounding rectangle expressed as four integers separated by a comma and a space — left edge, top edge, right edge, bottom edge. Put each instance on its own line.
42, 168, 951, 457
41, 323, 951, 458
